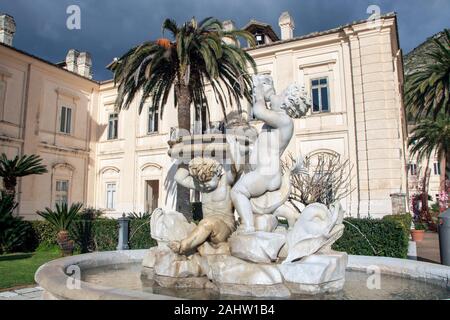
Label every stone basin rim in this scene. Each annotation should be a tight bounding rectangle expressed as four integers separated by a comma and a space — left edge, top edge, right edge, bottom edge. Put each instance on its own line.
34, 250, 450, 300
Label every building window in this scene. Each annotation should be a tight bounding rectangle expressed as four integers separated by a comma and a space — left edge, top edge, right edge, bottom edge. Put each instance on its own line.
409, 163, 417, 176
55, 180, 69, 207
433, 162, 441, 175
255, 33, 265, 45
60, 106, 72, 134
311, 78, 330, 113
106, 183, 116, 209
108, 113, 118, 140
148, 106, 159, 134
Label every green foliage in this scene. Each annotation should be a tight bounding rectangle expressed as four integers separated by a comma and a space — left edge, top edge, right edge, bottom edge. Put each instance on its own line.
79, 207, 104, 220
36, 202, 83, 231
408, 116, 449, 163
0, 153, 47, 195
112, 17, 257, 123
414, 222, 427, 230
72, 219, 94, 253
127, 212, 151, 219
29, 220, 57, 248
129, 218, 156, 249
405, 29, 450, 120
383, 213, 413, 239
0, 193, 31, 254
333, 217, 409, 258
90, 219, 118, 251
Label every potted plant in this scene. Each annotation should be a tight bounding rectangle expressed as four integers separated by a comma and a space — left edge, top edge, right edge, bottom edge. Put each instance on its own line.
411, 222, 427, 242
37, 203, 83, 256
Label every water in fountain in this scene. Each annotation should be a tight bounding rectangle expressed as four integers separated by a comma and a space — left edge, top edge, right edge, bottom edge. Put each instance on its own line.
81, 263, 450, 300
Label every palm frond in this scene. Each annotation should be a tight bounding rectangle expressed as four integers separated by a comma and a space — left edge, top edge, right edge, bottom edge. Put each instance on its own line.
113, 16, 257, 131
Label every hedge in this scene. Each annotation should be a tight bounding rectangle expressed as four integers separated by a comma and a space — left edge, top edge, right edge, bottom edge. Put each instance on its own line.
332, 217, 409, 258
24, 218, 155, 253
382, 214, 412, 239
23, 216, 407, 258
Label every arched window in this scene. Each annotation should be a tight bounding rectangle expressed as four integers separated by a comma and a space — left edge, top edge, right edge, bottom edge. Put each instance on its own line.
51, 163, 75, 207
99, 167, 120, 211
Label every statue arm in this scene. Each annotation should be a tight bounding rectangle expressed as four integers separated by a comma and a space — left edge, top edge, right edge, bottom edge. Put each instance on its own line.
174, 167, 196, 190
253, 100, 286, 129
252, 85, 287, 128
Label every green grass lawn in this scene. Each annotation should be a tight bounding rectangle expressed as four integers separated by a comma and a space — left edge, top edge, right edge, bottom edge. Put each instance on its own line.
0, 246, 61, 290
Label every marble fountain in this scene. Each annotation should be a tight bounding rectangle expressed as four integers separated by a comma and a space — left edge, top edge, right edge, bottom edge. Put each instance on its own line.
35, 75, 450, 300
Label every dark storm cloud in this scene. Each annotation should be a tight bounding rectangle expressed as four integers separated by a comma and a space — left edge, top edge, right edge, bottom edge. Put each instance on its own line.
1, 0, 449, 80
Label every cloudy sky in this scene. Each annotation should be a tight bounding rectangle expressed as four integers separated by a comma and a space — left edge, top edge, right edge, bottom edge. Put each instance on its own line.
1, 0, 448, 80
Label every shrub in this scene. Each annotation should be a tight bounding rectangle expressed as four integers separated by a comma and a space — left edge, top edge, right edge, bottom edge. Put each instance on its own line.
382, 213, 412, 239
28, 220, 57, 248
332, 217, 409, 258
36, 203, 83, 232
129, 218, 155, 249
0, 193, 32, 254
91, 219, 118, 251
27, 216, 157, 253
126, 212, 150, 219
414, 222, 427, 230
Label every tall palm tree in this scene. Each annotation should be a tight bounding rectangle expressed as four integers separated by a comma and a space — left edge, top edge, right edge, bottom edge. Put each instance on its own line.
409, 116, 450, 212
0, 153, 48, 197
111, 17, 257, 217
405, 29, 449, 120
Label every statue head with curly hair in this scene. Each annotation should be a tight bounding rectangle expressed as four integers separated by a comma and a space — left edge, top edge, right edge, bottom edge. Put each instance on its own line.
281, 83, 310, 118
188, 157, 223, 191
251, 74, 310, 119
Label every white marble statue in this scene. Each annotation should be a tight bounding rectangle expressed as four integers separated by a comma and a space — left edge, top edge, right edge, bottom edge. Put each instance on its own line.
145, 74, 349, 297
284, 201, 345, 263
230, 75, 309, 233
168, 157, 236, 255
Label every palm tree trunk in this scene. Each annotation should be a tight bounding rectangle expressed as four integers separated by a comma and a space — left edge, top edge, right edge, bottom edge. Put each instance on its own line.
176, 84, 193, 220
421, 158, 430, 221
3, 177, 16, 198
440, 154, 446, 192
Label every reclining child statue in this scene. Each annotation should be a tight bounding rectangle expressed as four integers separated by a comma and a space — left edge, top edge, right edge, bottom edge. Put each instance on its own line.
167, 157, 236, 255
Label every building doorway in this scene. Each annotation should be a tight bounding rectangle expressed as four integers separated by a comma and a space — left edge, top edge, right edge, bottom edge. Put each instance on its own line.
145, 180, 159, 213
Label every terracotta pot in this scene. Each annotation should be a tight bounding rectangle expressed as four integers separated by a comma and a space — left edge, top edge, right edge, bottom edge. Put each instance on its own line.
57, 230, 74, 256
411, 229, 425, 242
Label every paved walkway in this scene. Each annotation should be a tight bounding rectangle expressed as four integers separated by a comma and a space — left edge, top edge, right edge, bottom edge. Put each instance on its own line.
416, 232, 441, 264
0, 286, 43, 300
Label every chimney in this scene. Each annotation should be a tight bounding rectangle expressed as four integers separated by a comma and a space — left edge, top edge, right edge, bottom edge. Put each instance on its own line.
65, 49, 79, 73
278, 11, 294, 40
65, 49, 92, 79
0, 14, 16, 46
77, 52, 92, 79
222, 20, 239, 47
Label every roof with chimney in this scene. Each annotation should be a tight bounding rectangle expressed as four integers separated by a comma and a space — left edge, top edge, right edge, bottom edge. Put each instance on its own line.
245, 12, 397, 51
243, 19, 280, 42
1, 11, 398, 83
0, 42, 98, 83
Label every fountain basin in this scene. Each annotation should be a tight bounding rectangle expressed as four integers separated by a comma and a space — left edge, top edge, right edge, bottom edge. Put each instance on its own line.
35, 250, 450, 300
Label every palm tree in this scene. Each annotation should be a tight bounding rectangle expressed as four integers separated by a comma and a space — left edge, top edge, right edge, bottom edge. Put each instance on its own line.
0, 153, 48, 197
37, 202, 83, 256
405, 29, 449, 120
409, 116, 450, 215
111, 17, 257, 218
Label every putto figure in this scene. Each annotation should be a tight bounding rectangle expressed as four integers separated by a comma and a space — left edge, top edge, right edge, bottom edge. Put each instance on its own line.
168, 157, 236, 254
231, 75, 309, 233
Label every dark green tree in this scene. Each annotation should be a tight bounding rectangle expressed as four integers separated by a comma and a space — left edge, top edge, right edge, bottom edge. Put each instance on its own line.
0, 154, 48, 197
112, 17, 257, 218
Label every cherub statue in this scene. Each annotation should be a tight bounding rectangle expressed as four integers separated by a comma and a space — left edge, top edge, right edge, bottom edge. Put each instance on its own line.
168, 157, 236, 254
231, 75, 309, 233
